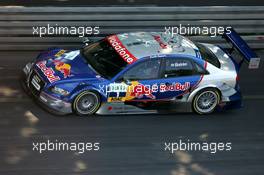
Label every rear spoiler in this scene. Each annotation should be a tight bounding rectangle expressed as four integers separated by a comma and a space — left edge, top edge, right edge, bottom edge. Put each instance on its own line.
223, 28, 260, 69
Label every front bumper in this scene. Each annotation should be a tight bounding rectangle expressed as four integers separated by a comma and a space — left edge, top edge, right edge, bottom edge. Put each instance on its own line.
38, 91, 72, 114
22, 63, 72, 115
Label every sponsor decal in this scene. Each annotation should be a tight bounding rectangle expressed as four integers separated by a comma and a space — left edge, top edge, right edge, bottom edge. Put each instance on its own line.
55, 50, 66, 57
108, 97, 126, 102
195, 49, 202, 58
160, 82, 190, 92
36, 61, 60, 83
108, 83, 128, 93
127, 82, 156, 100
106, 35, 137, 64
55, 50, 80, 60
170, 62, 188, 68
53, 60, 71, 78
107, 81, 190, 102
107, 83, 127, 102
152, 35, 168, 49
63, 50, 80, 60
107, 81, 156, 102
249, 57, 260, 69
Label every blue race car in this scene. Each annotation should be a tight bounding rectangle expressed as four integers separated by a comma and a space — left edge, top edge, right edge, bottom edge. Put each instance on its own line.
22, 28, 259, 116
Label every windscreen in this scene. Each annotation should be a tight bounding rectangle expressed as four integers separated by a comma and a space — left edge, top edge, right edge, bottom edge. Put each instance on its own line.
196, 43, 221, 68
81, 40, 128, 79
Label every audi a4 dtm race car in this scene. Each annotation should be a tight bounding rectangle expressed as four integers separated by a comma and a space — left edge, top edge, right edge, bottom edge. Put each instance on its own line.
22, 28, 260, 116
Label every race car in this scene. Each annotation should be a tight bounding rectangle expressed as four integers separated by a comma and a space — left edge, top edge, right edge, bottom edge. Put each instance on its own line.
21, 28, 260, 115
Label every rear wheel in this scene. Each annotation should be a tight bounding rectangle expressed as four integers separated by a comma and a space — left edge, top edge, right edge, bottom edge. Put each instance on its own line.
73, 91, 101, 116
192, 88, 220, 114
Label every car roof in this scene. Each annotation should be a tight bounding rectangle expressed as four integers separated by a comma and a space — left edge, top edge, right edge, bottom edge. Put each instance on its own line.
114, 32, 200, 60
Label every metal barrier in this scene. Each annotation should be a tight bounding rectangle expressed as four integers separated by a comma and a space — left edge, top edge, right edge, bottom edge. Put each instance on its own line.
0, 6, 263, 50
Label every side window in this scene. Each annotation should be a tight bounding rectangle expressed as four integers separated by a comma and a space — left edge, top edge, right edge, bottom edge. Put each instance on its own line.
193, 62, 208, 74
164, 58, 195, 78
122, 59, 161, 80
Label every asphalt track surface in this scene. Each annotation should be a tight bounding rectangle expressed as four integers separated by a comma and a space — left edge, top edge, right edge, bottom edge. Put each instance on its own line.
0, 50, 263, 175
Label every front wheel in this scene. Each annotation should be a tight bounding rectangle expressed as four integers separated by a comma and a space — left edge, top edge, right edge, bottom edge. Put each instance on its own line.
192, 88, 220, 115
73, 91, 101, 116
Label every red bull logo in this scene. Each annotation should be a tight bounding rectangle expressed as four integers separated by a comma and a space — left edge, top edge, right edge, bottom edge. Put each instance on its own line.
129, 84, 156, 100
106, 82, 157, 102
160, 82, 190, 92
53, 60, 71, 78
36, 61, 60, 83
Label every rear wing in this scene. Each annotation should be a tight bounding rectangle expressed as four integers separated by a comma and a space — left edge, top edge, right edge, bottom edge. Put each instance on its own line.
222, 28, 260, 69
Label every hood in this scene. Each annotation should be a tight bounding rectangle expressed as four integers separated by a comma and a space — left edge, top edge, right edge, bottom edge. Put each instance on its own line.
35, 49, 104, 84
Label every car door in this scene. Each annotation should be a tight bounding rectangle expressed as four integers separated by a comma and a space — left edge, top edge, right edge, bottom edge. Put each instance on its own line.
158, 57, 205, 100
107, 58, 162, 102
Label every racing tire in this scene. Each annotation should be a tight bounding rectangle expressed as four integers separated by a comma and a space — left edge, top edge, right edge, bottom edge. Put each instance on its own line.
192, 88, 220, 115
73, 91, 101, 116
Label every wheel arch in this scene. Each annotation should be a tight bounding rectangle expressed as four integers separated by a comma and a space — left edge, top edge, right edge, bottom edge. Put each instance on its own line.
188, 85, 222, 103
70, 86, 106, 103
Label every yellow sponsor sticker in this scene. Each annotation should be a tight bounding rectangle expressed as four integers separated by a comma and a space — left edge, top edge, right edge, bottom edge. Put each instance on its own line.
55, 50, 66, 57
107, 97, 126, 102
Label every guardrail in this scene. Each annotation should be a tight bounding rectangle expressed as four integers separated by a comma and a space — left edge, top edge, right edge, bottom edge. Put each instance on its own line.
0, 6, 263, 50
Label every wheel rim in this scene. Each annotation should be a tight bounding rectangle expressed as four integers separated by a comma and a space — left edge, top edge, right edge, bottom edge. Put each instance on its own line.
195, 91, 218, 113
76, 93, 99, 114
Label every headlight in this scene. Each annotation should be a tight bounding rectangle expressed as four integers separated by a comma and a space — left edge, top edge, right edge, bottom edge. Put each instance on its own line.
23, 62, 33, 75
50, 86, 70, 96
